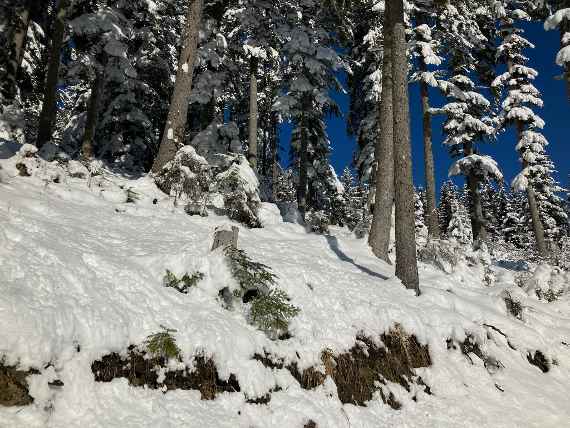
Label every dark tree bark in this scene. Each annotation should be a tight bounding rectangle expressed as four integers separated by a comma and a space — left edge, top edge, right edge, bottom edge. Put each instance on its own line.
297, 97, 310, 218
464, 142, 487, 248
271, 112, 279, 202
369, 0, 394, 264
525, 176, 548, 258
419, 59, 440, 239
248, 56, 258, 171
391, 0, 420, 295
81, 69, 104, 160
151, 0, 204, 173
36, 0, 70, 149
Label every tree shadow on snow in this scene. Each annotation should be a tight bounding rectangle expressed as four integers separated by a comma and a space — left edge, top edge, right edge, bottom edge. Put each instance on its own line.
325, 235, 389, 281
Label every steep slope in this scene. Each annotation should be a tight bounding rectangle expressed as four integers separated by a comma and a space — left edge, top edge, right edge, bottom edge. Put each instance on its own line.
0, 147, 569, 427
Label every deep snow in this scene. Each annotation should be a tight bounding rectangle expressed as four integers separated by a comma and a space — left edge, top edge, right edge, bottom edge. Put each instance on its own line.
1, 143, 569, 428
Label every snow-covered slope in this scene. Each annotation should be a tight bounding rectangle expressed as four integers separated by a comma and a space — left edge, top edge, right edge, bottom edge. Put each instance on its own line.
1, 147, 569, 428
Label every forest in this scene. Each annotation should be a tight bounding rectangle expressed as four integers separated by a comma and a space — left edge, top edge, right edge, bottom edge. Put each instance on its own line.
1, 1, 570, 427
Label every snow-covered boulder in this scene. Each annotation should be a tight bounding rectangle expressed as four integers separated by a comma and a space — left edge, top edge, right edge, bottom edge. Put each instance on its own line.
67, 160, 89, 179
520, 264, 569, 302
155, 145, 211, 203
257, 203, 283, 227
215, 155, 261, 228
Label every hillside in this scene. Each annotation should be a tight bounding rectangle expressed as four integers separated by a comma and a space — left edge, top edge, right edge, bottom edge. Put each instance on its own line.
1, 143, 569, 428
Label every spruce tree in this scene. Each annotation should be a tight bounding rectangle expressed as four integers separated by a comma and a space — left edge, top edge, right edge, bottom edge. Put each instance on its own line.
273, 0, 344, 218
493, 0, 567, 256
433, 0, 500, 248
411, 1, 443, 239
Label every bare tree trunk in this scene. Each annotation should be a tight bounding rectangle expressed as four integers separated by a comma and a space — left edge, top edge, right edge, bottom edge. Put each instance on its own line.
391, 0, 420, 295
81, 69, 104, 160
151, 0, 204, 173
518, 123, 548, 257
368, 0, 394, 263
463, 142, 487, 247
526, 176, 548, 258
419, 62, 440, 239
271, 112, 279, 202
297, 99, 309, 218
248, 56, 258, 170
36, 0, 69, 149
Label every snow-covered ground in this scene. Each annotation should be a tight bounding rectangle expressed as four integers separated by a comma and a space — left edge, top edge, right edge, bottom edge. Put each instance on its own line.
1, 142, 569, 427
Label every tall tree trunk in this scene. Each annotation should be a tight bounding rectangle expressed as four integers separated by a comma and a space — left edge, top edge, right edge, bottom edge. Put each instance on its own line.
271, 112, 279, 202
391, 0, 420, 295
525, 174, 548, 258
297, 99, 309, 218
36, 0, 69, 149
151, 0, 204, 173
368, 0, 394, 263
248, 56, 258, 171
517, 119, 548, 257
81, 69, 104, 160
419, 60, 440, 239
464, 142, 487, 248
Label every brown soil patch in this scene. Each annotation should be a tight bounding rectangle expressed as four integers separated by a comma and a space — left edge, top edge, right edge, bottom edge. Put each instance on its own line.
255, 325, 432, 409
0, 363, 38, 406
92, 346, 239, 400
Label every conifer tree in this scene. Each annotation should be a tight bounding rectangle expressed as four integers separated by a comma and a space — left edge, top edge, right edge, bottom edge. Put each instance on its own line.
273, 0, 344, 218
368, 0, 394, 263
433, 0, 500, 248
493, 0, 567, 256
36, 0, 71, 149
411, 1, 443, 239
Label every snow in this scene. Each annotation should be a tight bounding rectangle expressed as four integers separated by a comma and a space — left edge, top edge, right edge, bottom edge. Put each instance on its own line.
1, 145, 570, 427
448, 155, 503, 181
556, 45, 570, 67
544, 9, 570, 31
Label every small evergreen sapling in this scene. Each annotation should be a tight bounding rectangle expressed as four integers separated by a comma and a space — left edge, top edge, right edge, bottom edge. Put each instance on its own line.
144, 327, 181, 360
224, 246, 277, 296
223, 246, 299, 338
163, 269, 204, 294
250, 289, 300, 337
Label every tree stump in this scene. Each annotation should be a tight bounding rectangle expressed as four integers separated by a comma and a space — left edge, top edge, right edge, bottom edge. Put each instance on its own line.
211, 225, 239, 251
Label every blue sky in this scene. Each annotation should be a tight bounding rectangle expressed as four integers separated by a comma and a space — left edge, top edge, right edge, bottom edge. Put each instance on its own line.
280, 22, 569, 196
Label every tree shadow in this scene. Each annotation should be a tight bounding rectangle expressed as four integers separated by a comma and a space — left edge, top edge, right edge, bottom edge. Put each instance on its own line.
325, 235, 389, 280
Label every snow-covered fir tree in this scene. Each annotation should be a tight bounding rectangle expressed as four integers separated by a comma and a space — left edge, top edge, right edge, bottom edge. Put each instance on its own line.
432, 0, 501, 248
273, 0, 346, 219
347, 0, 383, 184
493, 0, 568, 253
222, 0, 283, 186
410, 0, 444, 238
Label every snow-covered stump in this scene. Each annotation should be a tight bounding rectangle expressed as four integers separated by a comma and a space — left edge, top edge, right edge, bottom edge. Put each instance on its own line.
211, 225, 239, 252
